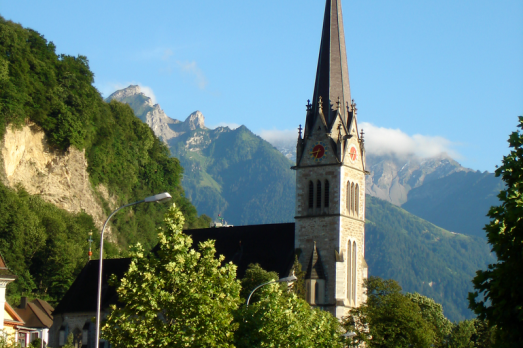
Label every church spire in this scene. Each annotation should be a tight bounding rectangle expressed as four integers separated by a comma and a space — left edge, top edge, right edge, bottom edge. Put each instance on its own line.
307, 0, 352, 134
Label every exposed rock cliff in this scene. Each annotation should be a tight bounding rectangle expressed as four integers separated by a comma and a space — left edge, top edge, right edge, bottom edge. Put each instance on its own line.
107, 85, 206, 143
0, 123, 112, 231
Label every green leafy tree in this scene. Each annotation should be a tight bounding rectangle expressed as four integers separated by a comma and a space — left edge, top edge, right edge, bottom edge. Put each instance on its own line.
102, 204, 241, 347
406, 292, 452, 347
471, 319, 496, 348
0, 330, 20, 348
234, 283, 344, 348
290, 255, 306, 300
28, 338, 41, 348
446, 320, 475, 348
62, 333, 74, 348
469, 116, 523, 347
239, 263, 279, 303
343, 276, 436, 348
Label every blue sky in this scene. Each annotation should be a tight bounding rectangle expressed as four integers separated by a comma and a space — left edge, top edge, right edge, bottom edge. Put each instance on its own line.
1, 0, 522, 172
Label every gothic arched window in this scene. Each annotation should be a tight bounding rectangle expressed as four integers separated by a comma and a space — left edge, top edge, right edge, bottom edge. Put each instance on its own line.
355, 184, 359, 216
352, 241, 357, 303
316, 180, 322, 208
347, 181, 351, 213
324, 180, 330, 208
308, 181, 314, 209
347, 240, 352, 302
351, 182, 355, 214
314, 281, 320, 304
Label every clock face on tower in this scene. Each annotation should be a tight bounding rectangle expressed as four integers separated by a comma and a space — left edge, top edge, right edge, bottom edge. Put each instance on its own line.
349, 145, 358, 162
310, 141, 328, 162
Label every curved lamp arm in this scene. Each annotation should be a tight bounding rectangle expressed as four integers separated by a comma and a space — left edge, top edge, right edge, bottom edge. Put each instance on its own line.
94, 192, 171, 348
246, 275, 297, 307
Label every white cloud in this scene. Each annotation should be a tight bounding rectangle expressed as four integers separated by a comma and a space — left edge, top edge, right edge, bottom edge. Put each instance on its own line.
177, 61, 208, 90
258, 129, 297, 146
359, 122, 460, 159
138, 84, 157, 104
208, 122, 241, 130
257, 124, 460, 160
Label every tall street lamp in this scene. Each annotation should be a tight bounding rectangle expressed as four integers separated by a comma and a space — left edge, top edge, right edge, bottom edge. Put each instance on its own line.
94, 192, 172, 348
246, 275, 298, 307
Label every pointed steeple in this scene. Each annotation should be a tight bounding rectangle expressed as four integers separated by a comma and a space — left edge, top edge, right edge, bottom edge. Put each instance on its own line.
307, 0, 352, 134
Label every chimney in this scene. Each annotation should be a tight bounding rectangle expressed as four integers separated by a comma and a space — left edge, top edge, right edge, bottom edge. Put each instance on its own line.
20, 296, 27, 309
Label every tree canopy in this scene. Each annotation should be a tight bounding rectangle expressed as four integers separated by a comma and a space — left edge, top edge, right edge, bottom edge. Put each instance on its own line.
103, 205, 344, 348
103, 204, 240, 347
469, 116, 523, 347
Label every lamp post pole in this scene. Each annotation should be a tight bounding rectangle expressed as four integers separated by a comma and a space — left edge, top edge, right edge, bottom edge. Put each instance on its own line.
94, 192, 171, 348
246, 275, 297, 307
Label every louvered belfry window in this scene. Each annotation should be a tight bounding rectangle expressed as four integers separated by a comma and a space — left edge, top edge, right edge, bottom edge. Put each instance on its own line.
355, 184, 359, 216
347, 181, 351, 212
316, 180, 322, 208
308, 181, 314, 208
324, 180, 330, 207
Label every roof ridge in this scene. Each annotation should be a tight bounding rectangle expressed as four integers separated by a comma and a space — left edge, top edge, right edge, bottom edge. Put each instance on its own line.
27, 302, 51, 328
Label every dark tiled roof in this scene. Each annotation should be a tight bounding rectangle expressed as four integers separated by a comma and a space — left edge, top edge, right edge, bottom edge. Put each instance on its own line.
185, 222, 295, 279
54, 223, 296, 314
53, 258, 132, 315
15, 300, 54, 328
32, 299, 54, 318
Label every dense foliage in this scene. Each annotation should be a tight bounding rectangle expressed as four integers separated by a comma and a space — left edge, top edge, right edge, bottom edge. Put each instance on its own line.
365, 195, 494, 322
0, 16, 209, 304
235, 284, 343, 348
344, 277, 496, 348
469, 116, 523, 347
103, 205, 344, 348
0, 183, 118, 305
104, 204, 240, 347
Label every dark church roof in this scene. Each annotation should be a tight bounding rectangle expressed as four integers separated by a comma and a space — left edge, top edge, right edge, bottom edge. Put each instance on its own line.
54, 223, 295, 315
308, 0, 353, 133
186, 222, 295, 279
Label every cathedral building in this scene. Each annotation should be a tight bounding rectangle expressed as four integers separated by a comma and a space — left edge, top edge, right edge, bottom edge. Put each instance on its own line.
50, 0, 367, 345
294, 0, 367, 318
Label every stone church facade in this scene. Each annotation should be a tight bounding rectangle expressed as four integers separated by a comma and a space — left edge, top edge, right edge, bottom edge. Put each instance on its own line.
294, 0, 368, 318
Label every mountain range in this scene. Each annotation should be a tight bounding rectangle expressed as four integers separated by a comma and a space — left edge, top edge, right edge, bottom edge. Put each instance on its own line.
108, 85, 503, 238
108, 85, 501, 321
108, 86, 295, 225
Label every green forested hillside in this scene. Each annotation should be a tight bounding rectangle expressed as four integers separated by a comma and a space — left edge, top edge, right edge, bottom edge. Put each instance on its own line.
169, 125, 296, 225
0, 17, 208, 303
365, 195, 494, 322
0, 183, 116, 305
401, 171, 503, 239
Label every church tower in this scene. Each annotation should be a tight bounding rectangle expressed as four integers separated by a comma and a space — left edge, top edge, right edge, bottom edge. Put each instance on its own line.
293, 0, 367, 319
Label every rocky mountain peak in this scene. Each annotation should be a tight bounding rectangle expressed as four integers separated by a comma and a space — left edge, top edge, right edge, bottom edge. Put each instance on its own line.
184, 111, 206, 130
107, 85, 155, 106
